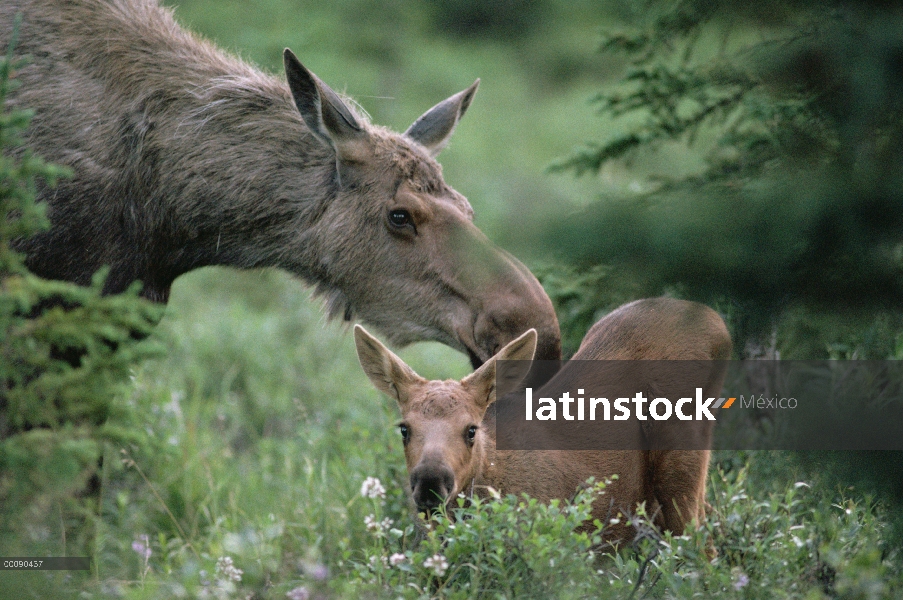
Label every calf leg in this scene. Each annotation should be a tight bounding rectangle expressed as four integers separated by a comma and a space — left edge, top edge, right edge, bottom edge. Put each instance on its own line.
650, 449, 710, 533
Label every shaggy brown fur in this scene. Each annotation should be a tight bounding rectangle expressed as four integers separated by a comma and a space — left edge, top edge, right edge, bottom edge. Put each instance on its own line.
1, 0, 560, 363
355, 297, 732, 546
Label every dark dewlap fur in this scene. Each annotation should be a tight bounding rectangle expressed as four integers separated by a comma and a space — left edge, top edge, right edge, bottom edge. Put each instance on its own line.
0, 0, 562, 364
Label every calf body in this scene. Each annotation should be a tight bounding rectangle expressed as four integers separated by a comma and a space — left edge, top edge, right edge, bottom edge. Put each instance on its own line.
0, 0, 560, 364
355, 297, 732, 545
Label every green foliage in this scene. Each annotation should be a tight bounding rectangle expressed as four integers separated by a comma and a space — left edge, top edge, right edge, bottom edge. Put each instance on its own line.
353, 480, 606, 598
550, 1, 841, 181
0, 23, 56, 272
533, 263, 634, 357
424, 0, 549, 40
540, 0, 903, 353
602, 464, 902, 599
0, 27, 164, 591
347, 467, 902, 599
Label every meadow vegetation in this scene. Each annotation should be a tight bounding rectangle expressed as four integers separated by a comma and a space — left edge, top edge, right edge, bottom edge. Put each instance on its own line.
2, 0, 902, 598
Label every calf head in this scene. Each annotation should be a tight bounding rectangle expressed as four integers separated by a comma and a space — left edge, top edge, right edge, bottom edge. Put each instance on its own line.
354, 324, 537, 514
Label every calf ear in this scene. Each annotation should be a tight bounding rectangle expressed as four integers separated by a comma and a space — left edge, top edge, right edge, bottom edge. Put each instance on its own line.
462, 329, 537, 410
354, 325, 424, 407
284, 48, 366, 161
405, 79, 479, 157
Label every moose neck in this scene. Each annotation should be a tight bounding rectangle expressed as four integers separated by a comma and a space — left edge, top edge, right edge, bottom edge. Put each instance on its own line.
106, 81, 339, 302
149, 80, 340, 290
6, 1, 339, 301
473, 398, 565, 504
473, 425, 547, 503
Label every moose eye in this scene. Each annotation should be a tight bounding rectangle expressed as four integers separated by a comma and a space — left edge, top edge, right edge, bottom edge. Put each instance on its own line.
399, 424, 410, 445
466, 425, 478, 445
388, 209, 416, 233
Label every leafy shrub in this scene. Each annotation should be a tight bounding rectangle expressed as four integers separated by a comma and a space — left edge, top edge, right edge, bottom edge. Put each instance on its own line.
353, 479, 607, 599
347, 467, 901, 599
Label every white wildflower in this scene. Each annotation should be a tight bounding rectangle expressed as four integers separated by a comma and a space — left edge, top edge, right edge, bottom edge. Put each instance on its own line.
733, 573, 750, 590
389, 553, 406, 567
308, 563, 328, 581
131, 534, 151, 560
423, 553, 448, 577
360, 477, 386, 499
215, 556, 243, 583
286, 586, 310, 600
364, 514, 392, 534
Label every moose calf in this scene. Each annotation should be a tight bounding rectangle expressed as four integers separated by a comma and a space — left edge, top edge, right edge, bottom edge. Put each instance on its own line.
354, 297, 731, 546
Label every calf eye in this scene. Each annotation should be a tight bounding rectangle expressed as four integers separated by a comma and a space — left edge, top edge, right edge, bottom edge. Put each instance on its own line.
466, 425, 478, 445
399, 424, 410, 445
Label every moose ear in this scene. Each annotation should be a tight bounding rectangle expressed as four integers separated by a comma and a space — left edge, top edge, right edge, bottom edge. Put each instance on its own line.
354, 325, 424, 406
405, 79, 479, 157
284, 48, 366, 160
462, 329, 537, 410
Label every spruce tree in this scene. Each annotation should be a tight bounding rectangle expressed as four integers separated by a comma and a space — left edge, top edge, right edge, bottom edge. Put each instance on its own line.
541, 0, 903, 358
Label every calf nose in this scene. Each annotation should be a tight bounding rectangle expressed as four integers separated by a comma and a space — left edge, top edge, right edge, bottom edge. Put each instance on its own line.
410, 464, 455, 513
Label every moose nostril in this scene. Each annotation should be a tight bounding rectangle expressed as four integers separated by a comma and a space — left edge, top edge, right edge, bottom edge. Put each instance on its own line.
411, 466, 456, 510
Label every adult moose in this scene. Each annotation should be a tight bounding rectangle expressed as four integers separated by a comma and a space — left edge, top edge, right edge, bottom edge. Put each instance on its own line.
355, 297, 732, 546
0, 0, 560, 366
